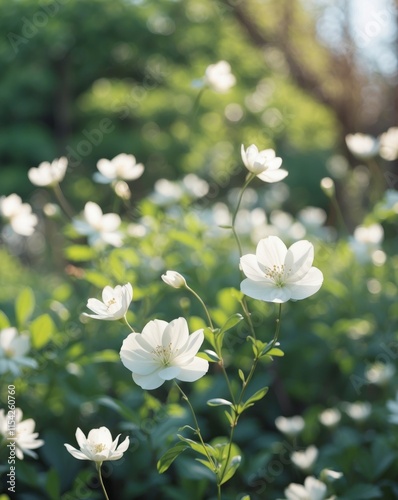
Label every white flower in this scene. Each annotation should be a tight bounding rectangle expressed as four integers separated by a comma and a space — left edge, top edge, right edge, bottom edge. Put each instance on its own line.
284, 476, 329, 500
0, 328, 37, 375
0, 194, 38, 236
344, 401, 371, 421
120, 317, 209, 390
379, 127, 398, 161
275, 415, 305, 437
291, 446, 318, 471
95, 153, 144, 183
28, 157, 68, 187
83, 283, 133, 321
241, 144, 288, 183
350, 223, 384, 264
387, 391, 398, 424
345, 133, 378, 159
365, 362, 395, 386
0, 408, 44, 459
204, 60, 236, 93
73, 202, 123, 247
64, 427, 129, 463
318, 408, 341, 427
161, 271, 187, 289
298, 207, 327, 230
240, 236, 323, 303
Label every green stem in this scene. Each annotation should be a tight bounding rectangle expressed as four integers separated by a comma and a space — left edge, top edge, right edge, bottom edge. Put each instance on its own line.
231, 173, 256, 259
52, 183, 74, 220
186, 285, 214, 330
175, 382, 217, 473
96, 463, 110, 500
123, 315, 135, 332
192, 87, 205, 117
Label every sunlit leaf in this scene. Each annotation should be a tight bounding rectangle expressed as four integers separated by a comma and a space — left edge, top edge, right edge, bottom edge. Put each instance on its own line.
15, 287, 35, 327
157, 442, 189, 474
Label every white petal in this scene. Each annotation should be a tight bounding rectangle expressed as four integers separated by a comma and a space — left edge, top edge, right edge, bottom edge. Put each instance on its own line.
240, 254, 269, 281
256, 236, 287, 269
97, 159, 116, 180
158, 366, 181, 380
163, 317, 189, 352
285, 240, 314, 282
286, 267, 323, 300
241, 279, 291, 303
141, 319, 169, 347
133, 371, 165, 390
256, 168, 288, 183
116, 436, 130, 454
285, 483, 308, 500
87, 298, 108, 315
176, 357, 209, 382
84, 202, 103, 225
64, 444, 89, 460
101, 214, 121, 231
75, 428, 87, 449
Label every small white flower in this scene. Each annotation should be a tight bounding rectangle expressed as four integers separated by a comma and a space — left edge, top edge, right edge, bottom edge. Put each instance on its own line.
284, 476, 329, 500
113, 180, 131, 200
320, 177, 335, 197
0, 194, 38, 236
318, 408, 341, 427
379, 127, 398, 161
387, 391, 398, 424
204, 60, 236, 93
95, 153, 144, 183
298, 207, 327, 230
64, 427, 129, 463
73, 202, 123, 247
365, 362, 395, 386
28, 157, 68, 187
345, 133, 378, 159
120, 317, 209, 390
240, 236, 323, 303
291, 445, 318, 471
275, 415, 305, 437
344, 401, 371, 421
84, 283, 133, 321
161, 271, 187, 289
350, 223, 384, 264
241, 144, 288, 183
0, 408, 44, 459
0, 328, 37, 375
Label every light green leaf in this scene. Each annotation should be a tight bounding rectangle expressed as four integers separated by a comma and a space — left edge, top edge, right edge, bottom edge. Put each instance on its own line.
195, 458, 216, 472
220, 313, 244, 334
207, 398, 233, 407
0, 310, 10, 329
242, 387, 269, 411
197, 350, 219, 362
177, 435, 216, 458
220, 455, 241, 485
30, 314, 55, 349
79, 350, 120, 364
266, 347, 284, 357
65, 245, 96, 262
157, 442, 189, 474
224, 410, 235, 427
15, 287, 35, 327
238, 369, 245, 384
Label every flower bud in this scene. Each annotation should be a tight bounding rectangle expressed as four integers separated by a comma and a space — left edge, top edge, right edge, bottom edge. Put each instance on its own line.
320, 177, 335, 197
161, 270, 187, 289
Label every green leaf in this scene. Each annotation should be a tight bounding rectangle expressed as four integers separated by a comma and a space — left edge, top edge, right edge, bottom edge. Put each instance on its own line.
220, 313, 244, 334
197, 350, 220, 362
84, 270, 110, 288
207, 398, 233, 407
340, 484, 382, 499
65, 245, 96, 262
177, 435, 216, 458
242, 387, 269, 411
224, 410, 235, 427
157, 442, 189, 474
196, 458, 217, 472
79, 349, 120, 364
238, 369, 245, 384
15, 287, 35, 327
265, 347, 284, 357
30, 314, 55, 349
45, 468, 60, 500
220, 455, 241, 485
0, 310, 10, 329
204, 327, 217, 350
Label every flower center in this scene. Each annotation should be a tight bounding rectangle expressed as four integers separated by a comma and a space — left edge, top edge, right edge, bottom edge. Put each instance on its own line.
106, 297, 118, 312
264, 264, 286, 287
92, 443, 107, 454
153, 342, 176, 366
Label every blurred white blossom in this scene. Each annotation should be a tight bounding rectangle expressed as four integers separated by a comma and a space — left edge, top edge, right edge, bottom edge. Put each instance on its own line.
0, 194, 38, 236
379, 127, 398, 161
275, 415, 305, 437
64, 426, 129, 463
291, 445, 318, 471
28, 157, 68, 187
83, 283, 133, 321
0, 408, 44, 459
204, 61, 236, 93
73, 202, 123, 247
241, 144, 288, 183
0, 327, 37, 375
345, 133, 378, 159
344, 401, 371, 421
284, 476, 330, 500
386, 392, 398, 424
318, 408, 341, 427
365, 362, 395, 386
350, 223, 384, 264
95, 153, 144, 183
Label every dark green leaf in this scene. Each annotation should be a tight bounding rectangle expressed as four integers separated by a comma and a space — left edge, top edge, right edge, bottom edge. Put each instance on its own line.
157, 442, 189, 474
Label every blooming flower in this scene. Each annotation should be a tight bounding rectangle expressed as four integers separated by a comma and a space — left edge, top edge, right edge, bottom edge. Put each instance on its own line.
0, 328, 37, 375
0, 408, 44, 459
83, 283, 133, 321
241, 144, 288, 183
318, 408, 341, 427
161, 271, 187, 289
0, 194, 38, 236
95, 153, 144, 183
120, 317, 209, 390
387, 392, 398, 424
73, 202, 122, 247
204, 60, 236, 93
64, 427, 129, 463
345, 133, 378, 159
240, 235, 323, 303
379, 127, 398, 161
28, 157, 68, 187
343, 401, 371, 421
365, 362, 395, 386
284, 476, 330, 500
350, 223, 384, 264
275, 415, 305, 437
291, 445, 318, 471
